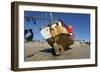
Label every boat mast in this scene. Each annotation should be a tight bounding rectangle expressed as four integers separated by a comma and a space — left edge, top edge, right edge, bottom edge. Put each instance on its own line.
50, 12, 53, 24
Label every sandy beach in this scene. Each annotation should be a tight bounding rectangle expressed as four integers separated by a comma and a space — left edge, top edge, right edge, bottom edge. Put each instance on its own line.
24, 41, 90, 61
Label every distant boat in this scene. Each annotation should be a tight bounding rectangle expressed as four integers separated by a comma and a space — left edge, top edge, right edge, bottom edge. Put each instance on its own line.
24, 29, 34, 41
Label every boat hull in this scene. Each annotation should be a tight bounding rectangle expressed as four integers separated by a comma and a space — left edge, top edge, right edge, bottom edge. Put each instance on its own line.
46, 33, 74, 49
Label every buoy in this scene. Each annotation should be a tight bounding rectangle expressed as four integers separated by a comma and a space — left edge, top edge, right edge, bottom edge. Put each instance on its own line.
67, 25, 72, 33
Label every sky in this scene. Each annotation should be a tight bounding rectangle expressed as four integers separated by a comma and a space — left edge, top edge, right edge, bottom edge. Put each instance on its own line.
24, 11, 90, 41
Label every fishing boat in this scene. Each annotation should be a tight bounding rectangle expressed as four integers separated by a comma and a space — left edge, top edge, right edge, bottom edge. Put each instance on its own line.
40, 19, 74, 55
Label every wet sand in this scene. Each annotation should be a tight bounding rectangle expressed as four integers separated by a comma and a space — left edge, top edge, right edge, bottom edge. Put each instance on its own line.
24, 41, 90, 61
